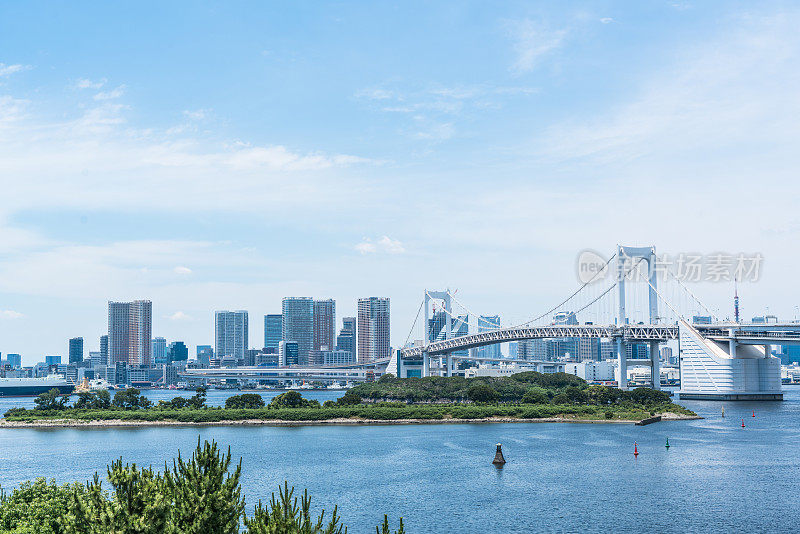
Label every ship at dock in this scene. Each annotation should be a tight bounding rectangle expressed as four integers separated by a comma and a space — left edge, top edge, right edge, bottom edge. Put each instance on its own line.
0, 375, 75, 397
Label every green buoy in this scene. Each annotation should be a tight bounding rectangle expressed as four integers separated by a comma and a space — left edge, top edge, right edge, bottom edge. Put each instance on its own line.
665, 437, 670, 449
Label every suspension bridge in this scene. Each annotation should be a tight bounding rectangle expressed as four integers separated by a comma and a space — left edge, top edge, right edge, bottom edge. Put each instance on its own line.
391, 245, 796, 400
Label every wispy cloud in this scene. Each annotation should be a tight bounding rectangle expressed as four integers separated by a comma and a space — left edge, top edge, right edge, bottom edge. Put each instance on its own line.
355, 236, 405, 255
93, 85, 126, 100
173, 266, 192, 275
0, 63, 30, 77
168, 311, 191, 321
505, 19, 567, 73
75, 78, 106, 89
0, 310, 24, 319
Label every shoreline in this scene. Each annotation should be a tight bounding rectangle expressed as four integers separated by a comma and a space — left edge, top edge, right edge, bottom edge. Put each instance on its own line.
0, 413, 701, 429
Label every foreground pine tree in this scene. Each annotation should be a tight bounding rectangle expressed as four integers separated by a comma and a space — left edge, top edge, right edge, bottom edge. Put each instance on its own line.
0, 439, 405, 533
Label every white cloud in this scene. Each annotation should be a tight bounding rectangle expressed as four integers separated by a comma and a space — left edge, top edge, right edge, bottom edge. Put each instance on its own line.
506, 19, 567, 73
93, 85, 126, 100
0, 64, 29, 77
355, 236, 405, 255
183, 109, 208, 121
173, 266, 192, 275
76, 78, 106, 89
600, 17, 614, 24
0, 310, 24, 319
168, 311, 191, 321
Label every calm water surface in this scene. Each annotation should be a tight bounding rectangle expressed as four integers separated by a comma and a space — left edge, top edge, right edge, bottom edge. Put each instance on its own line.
1, 387, 799, 533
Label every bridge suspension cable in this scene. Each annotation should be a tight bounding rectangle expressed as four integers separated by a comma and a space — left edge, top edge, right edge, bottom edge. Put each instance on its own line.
507, 253, 617, 328
445, 290, 504, 330
404, 298, 425, 348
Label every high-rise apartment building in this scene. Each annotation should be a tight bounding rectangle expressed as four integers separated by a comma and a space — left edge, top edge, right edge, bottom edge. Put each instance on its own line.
215, 311, 249, 361
152, 337, 168, 365
264, 314, 283, 351
313, 299, 336, 351
68, 337, 84, 364
357, 297, 390, 363
99, 335, 108, 365
282, 297, 314, 365
108, 300, 152, 366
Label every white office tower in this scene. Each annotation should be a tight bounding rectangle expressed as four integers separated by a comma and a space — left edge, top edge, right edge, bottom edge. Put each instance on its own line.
678, 321, 782, 400
215, 311, 249, 361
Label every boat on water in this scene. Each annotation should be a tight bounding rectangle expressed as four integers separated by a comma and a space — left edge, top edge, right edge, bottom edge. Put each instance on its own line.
0, 375, 75, 397
74, 378, 112, 393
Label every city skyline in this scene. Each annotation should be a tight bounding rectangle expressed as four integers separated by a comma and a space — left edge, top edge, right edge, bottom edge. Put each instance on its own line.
2, 2, 800, 361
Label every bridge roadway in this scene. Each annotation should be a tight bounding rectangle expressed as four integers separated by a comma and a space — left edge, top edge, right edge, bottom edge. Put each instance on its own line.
400, 322, 800, 359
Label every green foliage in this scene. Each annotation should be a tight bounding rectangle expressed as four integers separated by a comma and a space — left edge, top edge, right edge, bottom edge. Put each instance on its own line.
376, 515, 406, 534
226, 393, 266, 410
73, 390, 111, 410
112, 388, 152, 410
187, 387, 208, 409
604, 411, 614, 419
34, 389, 68, 411
0, 478, 82, 534
270, 391, 317, 408
159, 396, 189, 410
521, 387, 548, 404
163, 438, 244, 533
243, 482, 344, 534
467, 383, 498, 403
335, 390, 361, 406
0, 441, 403, 534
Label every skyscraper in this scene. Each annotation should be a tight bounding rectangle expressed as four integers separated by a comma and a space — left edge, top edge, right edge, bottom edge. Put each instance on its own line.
215, 311, 249, 361
196, 345, 213, 366
152, 337, 168, 365
336, 316, 356, 362
279, 340, 299, 366
99, 335, 108, 365
6, 353, 21, 368
68, 337, 84, 364
168, 341, 188, 362
357, 297, 390, 363
108, 300, 152, 366
264, 314, 283, 351
313, 299, 336, 351
282, 297, 314, 365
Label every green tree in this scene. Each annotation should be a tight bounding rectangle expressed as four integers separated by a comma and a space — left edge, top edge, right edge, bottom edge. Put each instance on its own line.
335, 391, 361, 406
187, 387, 207, 409
64, 461, 170, 534
112, 388, 150, 410
93, 389, 112, 409
0, 478, 82, 534
243, 482, 343, 534
163, 439, 244, 534
269, 391, 307, 408
376, 515, 406, 534
73, 390, 112, 410
225, 393, 266, 410
521, 387, 548, 404
467, 384, 498, 403
33, 389, 68, 411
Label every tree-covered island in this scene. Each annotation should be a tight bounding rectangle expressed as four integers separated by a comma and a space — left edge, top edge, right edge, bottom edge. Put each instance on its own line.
1, 372, 696, 426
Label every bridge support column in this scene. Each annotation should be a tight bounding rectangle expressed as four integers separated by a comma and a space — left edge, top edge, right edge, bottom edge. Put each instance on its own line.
616, 338, 627, 390
446, 353, 452, 377
422, 351, 430, 377
650, 341, 661, 390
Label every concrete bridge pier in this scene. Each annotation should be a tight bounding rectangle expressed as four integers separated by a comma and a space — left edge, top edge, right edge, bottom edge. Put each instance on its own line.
422, 351, 430, 377
616, 337, 627, 390
650, 340, 661, 390
446, 353, 453, 377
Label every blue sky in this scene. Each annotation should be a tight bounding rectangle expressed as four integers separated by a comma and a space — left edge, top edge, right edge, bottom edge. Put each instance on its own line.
2, 1, 800, 364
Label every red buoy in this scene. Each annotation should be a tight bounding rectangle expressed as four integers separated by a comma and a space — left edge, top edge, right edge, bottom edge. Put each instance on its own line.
634, 442, 639, 457
752, 410, 755, 417
741, 419, 745, 428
